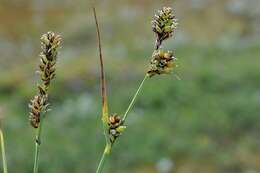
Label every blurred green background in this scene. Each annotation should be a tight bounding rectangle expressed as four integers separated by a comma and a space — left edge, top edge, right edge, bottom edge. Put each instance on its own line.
0, 0, 260, 173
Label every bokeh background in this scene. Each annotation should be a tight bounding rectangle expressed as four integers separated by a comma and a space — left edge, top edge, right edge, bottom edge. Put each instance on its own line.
0, 0, 260, 173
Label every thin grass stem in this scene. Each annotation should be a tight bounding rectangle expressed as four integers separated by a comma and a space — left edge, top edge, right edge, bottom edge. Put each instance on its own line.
123, 74, 148, 121
0, 128, 8, 173
95, 144, 111, 173
33, 120, 43, 173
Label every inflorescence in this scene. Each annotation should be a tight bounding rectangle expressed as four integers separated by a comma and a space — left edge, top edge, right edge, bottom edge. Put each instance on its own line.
108, 114, 126, 143
29, 32, 62, 128
148, 49, 177, 77
148, 7, 178, 77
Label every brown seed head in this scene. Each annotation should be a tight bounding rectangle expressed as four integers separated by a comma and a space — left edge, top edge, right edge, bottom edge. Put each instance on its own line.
29, 95, 42, 128
39, 32, 61, 88
29, 32, 62, 128
108, 114, 125, 143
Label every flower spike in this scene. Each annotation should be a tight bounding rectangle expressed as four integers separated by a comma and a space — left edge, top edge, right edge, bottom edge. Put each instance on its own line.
152, 7, 178, 49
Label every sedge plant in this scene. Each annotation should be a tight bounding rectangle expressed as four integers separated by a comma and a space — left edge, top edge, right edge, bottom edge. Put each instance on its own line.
93, 6, 178, 173
28, 32, 62, 173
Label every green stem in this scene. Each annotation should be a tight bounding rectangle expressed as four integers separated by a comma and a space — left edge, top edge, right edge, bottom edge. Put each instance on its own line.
33, 120, 43, 173
96, 105, 111, 173
95, 144, 111, 173
0, 129, 8, 173
123, 74, 148, 121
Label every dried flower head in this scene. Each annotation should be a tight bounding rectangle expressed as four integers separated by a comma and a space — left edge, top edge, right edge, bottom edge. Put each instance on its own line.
152, 7, 178, 49
28, 95, 48, 128
29, 32, 62, 128
108, 114, 126, 143
39, 32, 62, 87
147, 49, 177, 77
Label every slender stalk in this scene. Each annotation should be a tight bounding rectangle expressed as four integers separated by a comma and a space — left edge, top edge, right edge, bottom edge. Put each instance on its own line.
33, 120, 43, 173
96, 151, 106, 173
95, 144, 111, 173
123, 74, 148, 121
0, 128, 8, 173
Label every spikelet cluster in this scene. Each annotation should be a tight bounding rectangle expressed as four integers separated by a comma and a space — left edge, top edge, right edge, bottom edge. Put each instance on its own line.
148, 49, 177, 77
29, 95, 48, 128
147, 7, 178, 77
152, 7, 178, 50
39, 32, 62, 87
108, 114, 126, 143
29, 32, 62, 128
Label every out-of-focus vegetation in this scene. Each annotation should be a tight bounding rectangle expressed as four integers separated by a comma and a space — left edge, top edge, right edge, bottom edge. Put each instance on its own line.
0, 0, 260, 173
